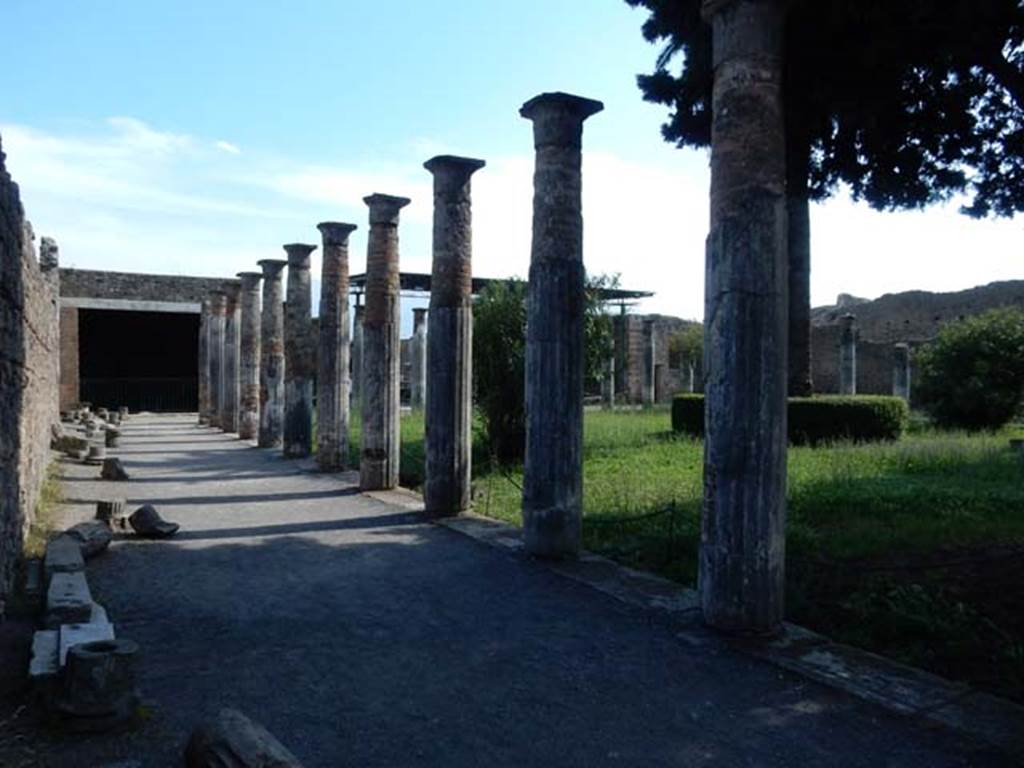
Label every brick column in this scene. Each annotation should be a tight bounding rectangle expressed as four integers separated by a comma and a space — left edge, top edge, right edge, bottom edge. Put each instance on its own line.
410, 308, 427, 409
700, 0, 788, 634
221, 284, 241, 433
236, 272, 262, 439
601, 355, 615, 407
423, 154, 485, 517
351, 303, 364, 406
642, 318, 656, 406
360, 194, 410, 491
208, 291, 226, 429
892, 343, 911, 401
520, 92, 603, 558
317, 221, 357, 471
257, 259, 287, 448
198, 298, 211, 424
283, 243, 317, 457
839, 313, 857, 395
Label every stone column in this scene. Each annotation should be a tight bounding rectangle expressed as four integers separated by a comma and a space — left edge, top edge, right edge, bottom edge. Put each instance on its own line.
208, 291, 226, 429
700, 0, 788, 635
839, 313, 857, 395
360, 194, 410, 491
198, 298, 211, 425
257, 259, 287, 448
236, 272, 262, 440
351, 303, 364, 406
520, 92, 603, 559
423, 154, 485, 517
410, 308, 428, 409
220, 284, 241, 433
642, 318, 656, 406
283, 243, 317, 458
317, 222, 357, 471
601, 355, 615, 408
892, 342, 911, 401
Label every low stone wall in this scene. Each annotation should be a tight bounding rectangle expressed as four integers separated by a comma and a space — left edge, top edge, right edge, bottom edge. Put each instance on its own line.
0, 136, 60, 600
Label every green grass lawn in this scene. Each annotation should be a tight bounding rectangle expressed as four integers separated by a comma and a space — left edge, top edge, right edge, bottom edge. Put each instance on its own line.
348, 406, 1024, 702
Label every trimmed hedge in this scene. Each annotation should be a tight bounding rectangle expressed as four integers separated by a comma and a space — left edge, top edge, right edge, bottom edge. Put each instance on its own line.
672, 394, 909, 445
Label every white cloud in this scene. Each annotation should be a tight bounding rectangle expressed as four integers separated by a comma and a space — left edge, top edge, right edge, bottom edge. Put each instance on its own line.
215, 140, 241, 155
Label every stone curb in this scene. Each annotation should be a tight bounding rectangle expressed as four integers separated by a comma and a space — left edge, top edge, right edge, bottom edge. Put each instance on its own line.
434, 511, 1024, 759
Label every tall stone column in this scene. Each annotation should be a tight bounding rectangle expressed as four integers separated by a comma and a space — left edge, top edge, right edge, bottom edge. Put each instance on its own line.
601, 355, 615, 408
700, 0, 788, 635
892, 342, 911, 401
236, 272, 262, 440
257, 259, 287, 448
221, 284, 241, 433
839, 313, 857, 395
283, 243, 317, 458
410, 308, 428, 409
642, 318, 656, 406
208, 291, 226, 429
351, 303, 364, 406
198, 298, 211, 424
360, 194, 410, 491
317, 222, 357, 471
520, 92, 603, 559
423, 154, 485, 517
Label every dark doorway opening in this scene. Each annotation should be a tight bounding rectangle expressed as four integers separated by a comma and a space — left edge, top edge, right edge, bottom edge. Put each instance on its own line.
79, 309, 198, 412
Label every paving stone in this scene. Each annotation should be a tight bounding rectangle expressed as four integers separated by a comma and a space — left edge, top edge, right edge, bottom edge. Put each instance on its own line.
44, 534, 84, 581
45, 571, 93, 628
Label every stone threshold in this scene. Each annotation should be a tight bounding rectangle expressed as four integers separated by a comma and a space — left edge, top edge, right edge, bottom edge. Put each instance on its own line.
427, 510, 1024, 760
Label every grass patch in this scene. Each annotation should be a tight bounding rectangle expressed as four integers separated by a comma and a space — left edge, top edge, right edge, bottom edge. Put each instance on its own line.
23, 462, 64, 558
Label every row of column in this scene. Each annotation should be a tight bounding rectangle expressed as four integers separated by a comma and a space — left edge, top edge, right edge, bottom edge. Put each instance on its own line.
837, 314, 912, 400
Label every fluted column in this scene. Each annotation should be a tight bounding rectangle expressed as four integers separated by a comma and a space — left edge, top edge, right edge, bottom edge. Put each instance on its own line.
839, 313, 857, 395
520, 92, 603, 558
700, 0, 788, 634
642, 318, 656, 406
423, 154, 485, 517
351, 303, 364, 406
198, 298, 211, 424
208, 291, 226, 429
237, 272, 263, 440
410, 308, 428, 409
283, 243, 317, 457
317, 222, 357, 471
360, 194, 410, 491
257, 259, 287, 448
221, 284, 241, 432
893, 342, 911, 401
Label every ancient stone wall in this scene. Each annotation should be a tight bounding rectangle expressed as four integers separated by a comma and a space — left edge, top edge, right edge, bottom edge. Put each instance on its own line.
613, 314, 698, 403
60, 268, 236, 304
0, 139, 60, 600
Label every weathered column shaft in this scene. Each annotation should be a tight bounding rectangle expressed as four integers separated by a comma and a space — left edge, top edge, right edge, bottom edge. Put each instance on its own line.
893, 342, 911, 401
423, 155, 485, 517
198, 299, 211, 424
410, 308, 428, 409
283, 244, 317, 457
237, 272, 262, 440
839, 313, 857, 395
360, 194, 410, 491
221, 285, 241, 432
351, 304, 364, 406
208, 292, 226, 429
257, 259, 287, 448
642, 319, 656, 405
601, 354, 615, 407
700, 0, 788, 634
520, 92, 603, 558
317, 222, 357, 471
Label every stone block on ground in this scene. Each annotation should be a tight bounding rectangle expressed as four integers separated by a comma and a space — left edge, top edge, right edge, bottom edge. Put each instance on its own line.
101, 457, 130, 481
54, 434, 88, 454
129, 505, 179, 538
45, 571, 93, 628
59, 618, 116, 665
65, 520, 114, 559
29, 629, 59, 680
185, 708, 305, 768
22, 558, 44, 611
44, 535, 84, 581
57, 639, 139, 732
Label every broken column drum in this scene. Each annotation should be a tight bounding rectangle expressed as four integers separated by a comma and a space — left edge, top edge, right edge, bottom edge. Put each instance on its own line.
360, 194, 410, 491
410, 307, 428, 409
220, 284, 242, 433
257, 259, 287, 448
839, 313, 857, 395
208, 292, 227, 429
283, 244, 317, 458
520, 92, 603, 558
316, 222, 357, 471
423, 154, 485, 517
198, 298, 211, 425
893, 342, 911, 401
700, 0, 788, 634
351, 303, 365, 406
642, 319, 656, 405
236, 272, 263, 440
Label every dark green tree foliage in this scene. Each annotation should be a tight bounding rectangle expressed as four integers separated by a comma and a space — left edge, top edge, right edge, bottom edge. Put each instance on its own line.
915, 308, 1024, 431
473, 275, 617, 463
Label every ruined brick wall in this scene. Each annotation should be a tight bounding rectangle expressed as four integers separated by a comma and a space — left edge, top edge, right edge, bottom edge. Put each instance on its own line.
60, 268, 236, 304
811, 323, 917, 396
612, 314, 698, 403
59, 305, 79, 410
0, 138, 60, 599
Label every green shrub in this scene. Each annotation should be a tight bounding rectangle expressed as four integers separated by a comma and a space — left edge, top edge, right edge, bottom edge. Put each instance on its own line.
672, 394, 908, 444
915, 308, 1024, 431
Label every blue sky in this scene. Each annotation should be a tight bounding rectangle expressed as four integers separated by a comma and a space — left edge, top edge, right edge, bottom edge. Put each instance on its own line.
1, 0, 1019, 329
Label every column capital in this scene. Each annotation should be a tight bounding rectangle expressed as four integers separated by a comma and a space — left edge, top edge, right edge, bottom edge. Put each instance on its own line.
424, 155, 486, 185
317, 221, 358, 245
283, 243, 317, 267
209, 290, 227, 313
257, 258, 288, 277
236, 271, 263, 290
413, 307, 428, 330
519, 92, 603, 148
364, 193, 412, 225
